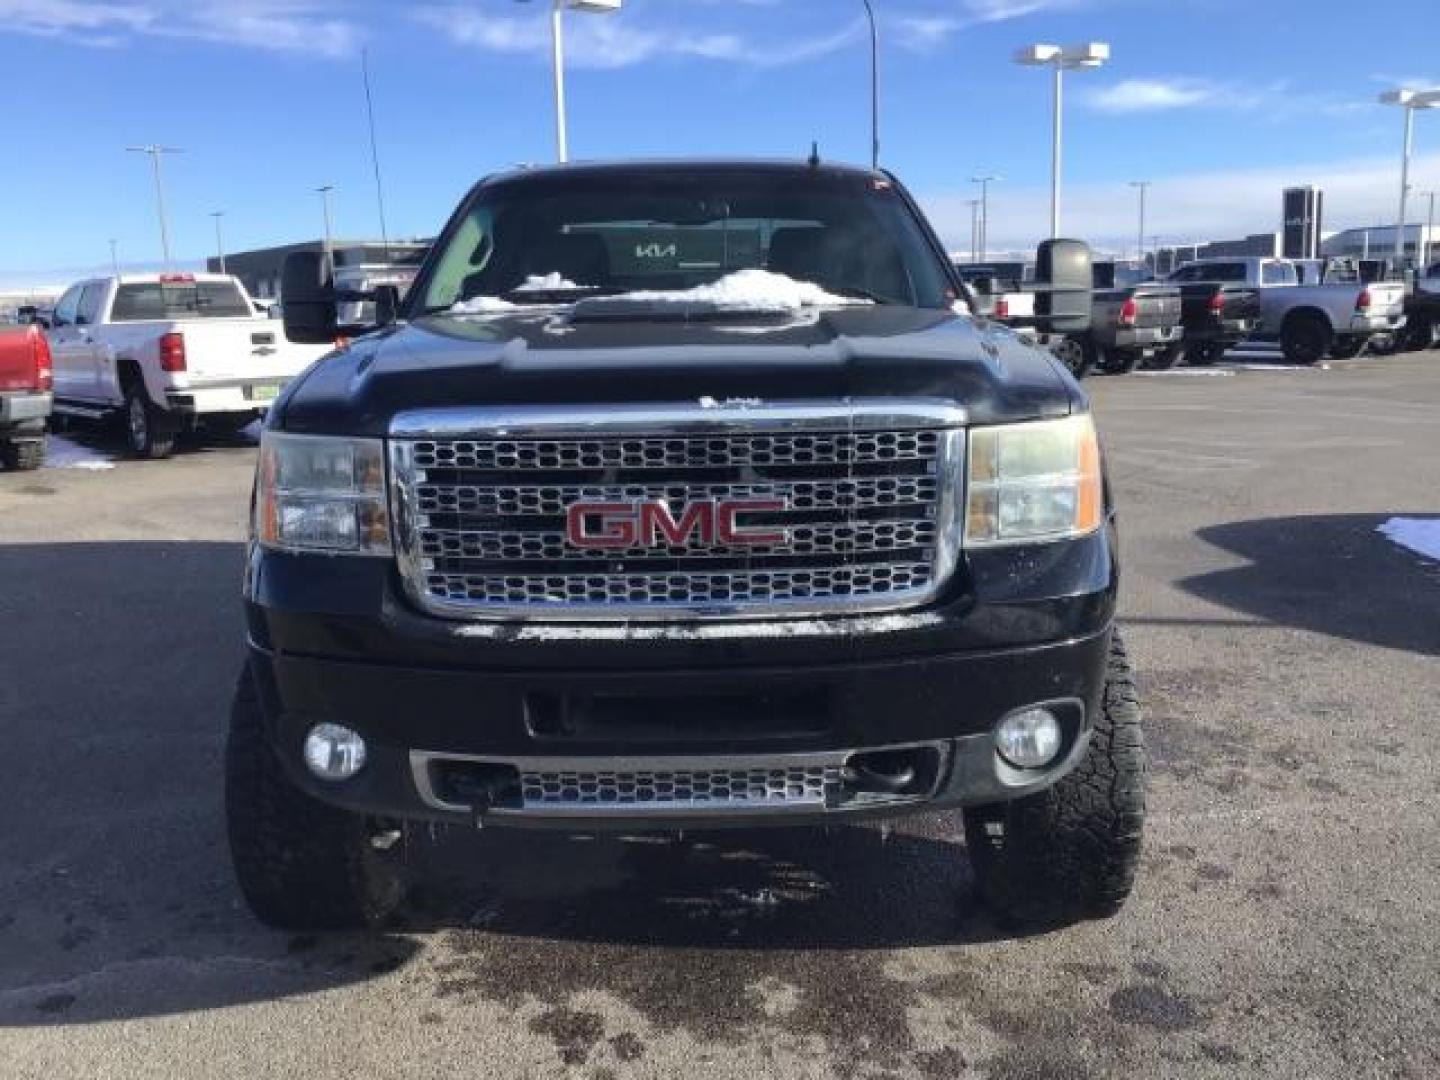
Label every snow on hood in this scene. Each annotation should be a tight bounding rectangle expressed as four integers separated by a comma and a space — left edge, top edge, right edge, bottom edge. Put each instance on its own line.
585, 268, 868, 312
447, 268, 868, 318
1377, 517, 1440, 562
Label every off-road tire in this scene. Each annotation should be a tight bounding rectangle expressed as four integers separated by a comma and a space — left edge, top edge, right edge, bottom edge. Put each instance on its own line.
225, 665, 410, 930
0, 438, 45, 471
1280, 312, 1333, 365
123, 382, 177, 459
1097, 347, 1140, 375
963, 631, 1145, 927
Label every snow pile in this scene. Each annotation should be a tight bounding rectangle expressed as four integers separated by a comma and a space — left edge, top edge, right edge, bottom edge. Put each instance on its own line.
513, 272, 583, 292
1377, 517, 1440, 562
450, 295, 519, 315
584, 269, 868, 313
45, 435, 116, 471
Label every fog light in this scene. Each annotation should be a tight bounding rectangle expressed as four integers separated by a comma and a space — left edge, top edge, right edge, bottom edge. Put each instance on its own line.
995, 707, 1062, 769
304, 723, 367, 781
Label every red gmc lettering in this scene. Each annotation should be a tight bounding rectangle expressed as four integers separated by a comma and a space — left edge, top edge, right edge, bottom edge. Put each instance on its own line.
641, 501, 715, 546
565, 502, 638, 549
717, 499, 786, 545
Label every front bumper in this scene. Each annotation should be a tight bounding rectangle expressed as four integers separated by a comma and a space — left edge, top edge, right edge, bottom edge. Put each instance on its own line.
244, 526, 1118, 830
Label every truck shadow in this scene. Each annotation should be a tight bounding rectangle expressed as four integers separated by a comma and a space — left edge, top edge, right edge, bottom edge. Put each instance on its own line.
1177, 514, 1440, 657
0, 541, 1016, 1031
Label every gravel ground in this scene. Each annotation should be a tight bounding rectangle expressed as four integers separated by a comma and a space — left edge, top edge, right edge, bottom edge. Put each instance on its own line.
1, 353, 1437, 1079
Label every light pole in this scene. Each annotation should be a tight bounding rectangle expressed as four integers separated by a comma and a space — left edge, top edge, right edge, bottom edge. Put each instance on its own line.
1379, 89, 1440, 265
967, 199, 981, 263
108, 239, 120, 277
210, 211, 227, 275
861, 0, 879, 171
971, 174, 999, 262
1423, 190, 1437, 269
1015, 43, 1110, 238
534, 0, 623, 163
126, 145, 182, 266
1129, 181, 1150, 265
316, 185, 336, 278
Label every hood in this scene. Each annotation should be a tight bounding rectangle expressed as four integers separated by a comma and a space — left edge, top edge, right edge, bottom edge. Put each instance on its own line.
274, 305, 1077, 437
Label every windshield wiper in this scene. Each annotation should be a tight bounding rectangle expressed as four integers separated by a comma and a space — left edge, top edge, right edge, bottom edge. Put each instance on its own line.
827, 286, 895, 304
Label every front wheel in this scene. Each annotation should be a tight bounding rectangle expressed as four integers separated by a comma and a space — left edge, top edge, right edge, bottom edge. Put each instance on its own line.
123, 383, 177, 459
963, 631, 1146, 927
225, 666, 411, 930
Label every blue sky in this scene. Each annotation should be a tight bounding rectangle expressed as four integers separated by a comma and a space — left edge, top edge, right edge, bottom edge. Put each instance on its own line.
3, 0, 1439, 286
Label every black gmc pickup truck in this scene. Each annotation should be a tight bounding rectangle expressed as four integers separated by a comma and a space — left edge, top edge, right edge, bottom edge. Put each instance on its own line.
229, 160, 1144, 931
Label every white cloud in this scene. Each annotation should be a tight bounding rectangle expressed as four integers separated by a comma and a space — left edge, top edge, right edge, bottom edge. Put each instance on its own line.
1088, 78, 1223, 112
892, 0, 1086, 49
412, 6, 860, 70
920, 151, 1440, 255
0, 0, 358, 57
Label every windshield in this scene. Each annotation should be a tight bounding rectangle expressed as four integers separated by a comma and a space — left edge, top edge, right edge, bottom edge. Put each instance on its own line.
110, 281, 253, 321
417, 170, 953, 313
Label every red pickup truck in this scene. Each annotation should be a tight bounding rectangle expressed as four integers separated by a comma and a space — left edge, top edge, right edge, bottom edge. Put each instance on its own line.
0, 324, 53, 470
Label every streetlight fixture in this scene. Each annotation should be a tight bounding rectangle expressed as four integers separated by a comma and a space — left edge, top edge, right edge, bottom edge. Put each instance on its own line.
1379, 88, 1440, 265
1015, 42, 1110, 238
1129, 180, 1150, 264
527, 0, 623, 164
971, 174, 1000, 262
316, 185, 336, 278
126, 145, 183, 267
210, 211, 227, 275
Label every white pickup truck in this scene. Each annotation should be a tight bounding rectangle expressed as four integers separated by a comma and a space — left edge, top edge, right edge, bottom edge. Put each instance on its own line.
46, 273, 330, 457
1170, 257, 1406, 364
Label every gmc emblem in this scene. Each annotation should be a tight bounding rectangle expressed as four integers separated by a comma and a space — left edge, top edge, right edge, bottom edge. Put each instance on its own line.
565, 499, 787, 550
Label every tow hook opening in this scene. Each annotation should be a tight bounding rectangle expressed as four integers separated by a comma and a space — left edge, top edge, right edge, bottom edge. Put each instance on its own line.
842, 746, 942, 802
433, 761, 523, 826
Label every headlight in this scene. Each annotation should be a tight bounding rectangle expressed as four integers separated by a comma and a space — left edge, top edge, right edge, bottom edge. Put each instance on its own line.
254, 431, 391, 555
965, 414, 1103, 547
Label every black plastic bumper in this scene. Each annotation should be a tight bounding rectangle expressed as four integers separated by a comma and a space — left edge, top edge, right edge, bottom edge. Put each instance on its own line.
243, 526, 1118, 829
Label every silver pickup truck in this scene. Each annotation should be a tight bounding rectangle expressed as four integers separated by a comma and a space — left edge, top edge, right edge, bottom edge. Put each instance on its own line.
1170, 257, 1406, 364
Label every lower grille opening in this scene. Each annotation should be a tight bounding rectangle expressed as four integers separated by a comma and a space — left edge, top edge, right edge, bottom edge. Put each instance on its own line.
525, 688, 833, 744
840, 746, 944, 805
432, 761, 524, 812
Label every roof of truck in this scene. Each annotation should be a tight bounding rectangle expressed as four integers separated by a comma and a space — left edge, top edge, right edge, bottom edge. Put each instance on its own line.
484, 157, 886, 185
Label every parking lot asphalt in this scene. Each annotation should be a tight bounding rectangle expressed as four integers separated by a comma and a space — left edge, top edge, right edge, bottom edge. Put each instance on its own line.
1, 353, 1438, 1080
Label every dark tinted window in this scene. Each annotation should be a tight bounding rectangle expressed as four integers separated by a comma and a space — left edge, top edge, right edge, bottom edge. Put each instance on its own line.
110, 281, 252, 321
421, 170, 953, 310
53, 286, 82, 326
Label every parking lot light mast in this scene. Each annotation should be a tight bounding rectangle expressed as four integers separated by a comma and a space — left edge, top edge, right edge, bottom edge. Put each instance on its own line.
210, 211, 227, 275
1015, 43, 1110, 238
1379, 89, 1440, 265
971, 174, 999, 261
1129, 180, 1150, 263
861, 0, 880, 171
1424, 190, 1437, 268
967, 198, 981, 263
108, 239, 120, 277
126, 145, 182, 267
316, 185, 336, 278
534, 0, 623, 164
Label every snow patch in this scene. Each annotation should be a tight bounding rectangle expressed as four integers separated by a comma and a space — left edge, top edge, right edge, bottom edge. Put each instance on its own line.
513, 272, 583, 292
449, 295, 519, 315
1377, 517, 1440, 562
582, 269, 869, 313
45, 436, 116, 471
1131, 369, 1236, 378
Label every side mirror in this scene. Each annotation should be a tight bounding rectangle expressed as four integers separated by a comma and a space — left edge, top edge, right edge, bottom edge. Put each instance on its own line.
281, 251, 338, 344
1032, 239, 1093, 335
372, 284, 400, 328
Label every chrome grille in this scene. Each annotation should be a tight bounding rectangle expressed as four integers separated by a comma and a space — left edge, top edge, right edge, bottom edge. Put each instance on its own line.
520, 765, 837, 810
390, 401, 964, 620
